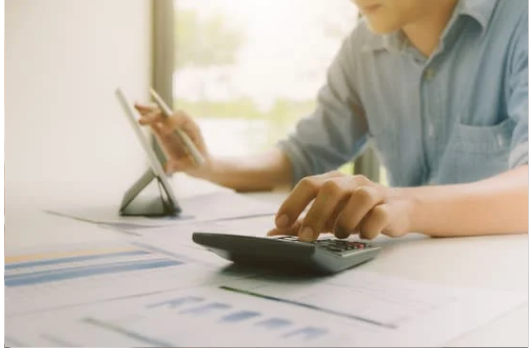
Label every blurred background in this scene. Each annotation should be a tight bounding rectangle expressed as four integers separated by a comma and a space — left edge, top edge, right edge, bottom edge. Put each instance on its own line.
172, 0, 358, 158
5, 0, 151, 198
5, 0, 381, 203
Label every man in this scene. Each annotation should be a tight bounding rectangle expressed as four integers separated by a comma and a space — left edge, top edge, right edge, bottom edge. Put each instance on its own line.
136, 0, 528, 241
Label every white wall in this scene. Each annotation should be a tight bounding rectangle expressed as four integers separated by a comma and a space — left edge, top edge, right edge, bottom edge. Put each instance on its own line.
5, 0, 152, 201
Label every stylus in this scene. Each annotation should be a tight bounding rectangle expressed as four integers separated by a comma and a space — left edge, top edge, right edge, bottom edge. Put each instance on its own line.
149, 88, 206, 167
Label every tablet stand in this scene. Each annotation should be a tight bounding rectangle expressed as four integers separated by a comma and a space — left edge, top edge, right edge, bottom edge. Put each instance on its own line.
119, 169, 180, 217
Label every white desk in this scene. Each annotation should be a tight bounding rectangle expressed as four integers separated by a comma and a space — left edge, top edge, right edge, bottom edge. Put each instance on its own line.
5, 179, 529, 347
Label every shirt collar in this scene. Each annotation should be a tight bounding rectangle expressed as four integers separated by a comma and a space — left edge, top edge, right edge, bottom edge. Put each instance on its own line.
459, 0, 498, 32
362, 0, 498, 53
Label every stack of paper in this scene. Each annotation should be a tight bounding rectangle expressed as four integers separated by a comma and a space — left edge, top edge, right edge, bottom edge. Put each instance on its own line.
5, 240, 528, 347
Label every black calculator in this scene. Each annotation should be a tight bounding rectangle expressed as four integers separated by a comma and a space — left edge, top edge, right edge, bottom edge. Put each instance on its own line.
192, 232, 381, 274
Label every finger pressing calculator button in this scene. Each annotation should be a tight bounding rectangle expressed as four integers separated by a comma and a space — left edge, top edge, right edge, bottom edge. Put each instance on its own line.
348, 242, 366, 249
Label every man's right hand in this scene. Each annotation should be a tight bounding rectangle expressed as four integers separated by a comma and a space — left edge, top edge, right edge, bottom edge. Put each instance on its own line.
134, 103, 293, 193
134, 103, 211, 177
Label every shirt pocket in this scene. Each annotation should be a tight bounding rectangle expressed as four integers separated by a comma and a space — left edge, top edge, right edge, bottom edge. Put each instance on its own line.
438, 118, 514, 184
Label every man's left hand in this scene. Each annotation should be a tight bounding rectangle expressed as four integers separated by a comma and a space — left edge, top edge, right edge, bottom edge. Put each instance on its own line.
268, 171, 415, 241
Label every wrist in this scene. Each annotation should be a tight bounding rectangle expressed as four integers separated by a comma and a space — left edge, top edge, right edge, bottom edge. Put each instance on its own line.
391, 186, 424, 234
396, 185, 448, 235
196, 156, 251, 191
404, 188, 423, 233
186, 155, 216, 180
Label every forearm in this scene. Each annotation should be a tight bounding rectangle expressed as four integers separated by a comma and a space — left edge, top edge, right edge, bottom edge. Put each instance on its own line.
402, 166, 529, 237
200, 148, 293, 192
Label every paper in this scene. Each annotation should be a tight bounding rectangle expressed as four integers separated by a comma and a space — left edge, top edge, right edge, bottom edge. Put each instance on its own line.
168, 173, 234, 199
46, 191, 278, 228
113, 213, 274, 241
221, 271, 529, 346
6, 267, 527, 347
4, 236, 262, 317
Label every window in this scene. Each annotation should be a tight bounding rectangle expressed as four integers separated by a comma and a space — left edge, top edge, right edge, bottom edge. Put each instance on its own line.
172, 0, 385, 183
174, 1, 356, 151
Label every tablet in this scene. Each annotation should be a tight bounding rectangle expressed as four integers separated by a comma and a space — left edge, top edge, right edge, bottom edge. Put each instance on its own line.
115, 88, 180, 215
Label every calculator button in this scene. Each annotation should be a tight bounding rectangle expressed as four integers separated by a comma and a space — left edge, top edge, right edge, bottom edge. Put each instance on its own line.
316, 240, 372, 254
349, 242, 365, 249
276, 236, 298, 241
324, 246, 344, 252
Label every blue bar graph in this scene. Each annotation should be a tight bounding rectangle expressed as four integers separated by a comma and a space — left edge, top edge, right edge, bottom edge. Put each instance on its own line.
180, 302, 231, 315
284, 327, 328, 340
5, 259, 182, 287
5, 250, 149, 270
147, 296, 204, 309
255, 317, 292, 330
220, 310, 261, 323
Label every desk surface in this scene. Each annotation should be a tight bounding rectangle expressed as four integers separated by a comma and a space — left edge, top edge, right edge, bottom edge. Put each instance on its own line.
5, 179, 529, 347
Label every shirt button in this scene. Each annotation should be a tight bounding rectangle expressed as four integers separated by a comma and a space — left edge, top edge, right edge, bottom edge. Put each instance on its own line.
428, 123, 434, 136
424, 68, 435, 81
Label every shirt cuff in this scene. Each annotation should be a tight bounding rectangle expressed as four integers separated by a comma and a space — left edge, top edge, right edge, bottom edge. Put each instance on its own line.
276, 140, 312, 188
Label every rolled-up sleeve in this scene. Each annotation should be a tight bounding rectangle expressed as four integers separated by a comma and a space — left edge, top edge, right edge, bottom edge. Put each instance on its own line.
508, 11, 528, 168
277, 32, 369, 186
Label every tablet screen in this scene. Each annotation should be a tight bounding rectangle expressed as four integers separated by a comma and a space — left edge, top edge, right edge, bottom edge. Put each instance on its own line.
115, 88, 179, 210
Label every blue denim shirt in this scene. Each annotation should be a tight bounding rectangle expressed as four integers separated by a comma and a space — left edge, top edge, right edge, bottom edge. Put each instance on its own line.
278, 0, 528, 187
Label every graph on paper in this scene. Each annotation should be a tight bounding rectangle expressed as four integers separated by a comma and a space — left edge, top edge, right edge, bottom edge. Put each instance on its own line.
5, 246, 183, 287
219, 271, 461, 329
4, 242, 256, 316
6, 286, 340, 347
5, 251, 527, 347
141, 293, 328, 342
